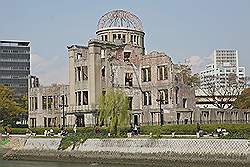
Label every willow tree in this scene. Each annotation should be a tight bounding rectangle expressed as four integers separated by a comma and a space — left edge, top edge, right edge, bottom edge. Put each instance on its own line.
98, 89, 129, 136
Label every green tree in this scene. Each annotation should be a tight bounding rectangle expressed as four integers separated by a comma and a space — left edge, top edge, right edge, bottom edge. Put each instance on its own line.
98, 89, 129, 136
17, 95, 28, 111
0, 85, 25, 126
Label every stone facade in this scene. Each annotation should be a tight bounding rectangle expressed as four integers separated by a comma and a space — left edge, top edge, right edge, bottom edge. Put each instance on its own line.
27, 9, 250, 128
7, 138, 250, 164
193, 108, 250, 124
66, 10, 196, 127
28, 76, 69, 128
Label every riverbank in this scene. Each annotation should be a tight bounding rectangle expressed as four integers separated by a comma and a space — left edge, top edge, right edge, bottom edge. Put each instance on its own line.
2, 137, 250, 166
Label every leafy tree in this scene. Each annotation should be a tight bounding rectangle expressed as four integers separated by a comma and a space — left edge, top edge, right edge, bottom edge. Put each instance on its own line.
98, 89, 129, 136
195, 73, 247, 109
233, 88, 250, 109
0, 85, 25, 126
17, 95, 28, 111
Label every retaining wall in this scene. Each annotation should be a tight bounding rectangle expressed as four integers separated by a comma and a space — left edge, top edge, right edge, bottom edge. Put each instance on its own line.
5, 138, 250, 165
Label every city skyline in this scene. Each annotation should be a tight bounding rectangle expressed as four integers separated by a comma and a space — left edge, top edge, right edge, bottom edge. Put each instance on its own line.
1, 0, 250, 85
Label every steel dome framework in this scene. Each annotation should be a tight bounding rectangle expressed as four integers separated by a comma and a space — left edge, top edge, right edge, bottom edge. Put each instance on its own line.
97, 10, 143, 31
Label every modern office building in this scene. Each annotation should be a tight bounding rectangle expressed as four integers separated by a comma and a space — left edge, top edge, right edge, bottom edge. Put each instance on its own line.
0, 40, 30, 96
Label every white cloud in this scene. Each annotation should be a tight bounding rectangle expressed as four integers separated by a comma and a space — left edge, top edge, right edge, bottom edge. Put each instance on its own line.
186, 55, 203, 73
186, 54, 213, 74
31, 53, 68, 86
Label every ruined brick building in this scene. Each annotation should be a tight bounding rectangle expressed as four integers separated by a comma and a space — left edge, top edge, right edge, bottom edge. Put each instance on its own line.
28, 9, 196, 128
66, 10, 195, 127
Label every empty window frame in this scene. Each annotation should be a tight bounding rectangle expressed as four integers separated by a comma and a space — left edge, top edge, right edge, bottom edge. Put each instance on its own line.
142, 67, 151, 82
77, 67, 81, 81
82, 66, 88, 80
101, 49, 105, 58
183, 98, 187, 108
118, 34, 121, 39
101, 66, 105, 77
113, 34, 117, 42
77, 91, 81, 106
143, 91, 152, 105
76, 53, 82, 60
53, 96, 58, 109
158, 89, 169, 104
42, 96, 47, 110
82, 91, 88, 105
48, 96, 53, 109
122, 34, 126, 43
124, 52, 131, 62
157, 65, 168, 80
34, 97, 38, 110
125, 73, 133, 86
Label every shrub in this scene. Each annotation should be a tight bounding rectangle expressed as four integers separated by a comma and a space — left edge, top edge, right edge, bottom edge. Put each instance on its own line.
0, 127, 4, 133
117, 127, 130, 137
76, 127, 95, 134
11, 128, 28, 134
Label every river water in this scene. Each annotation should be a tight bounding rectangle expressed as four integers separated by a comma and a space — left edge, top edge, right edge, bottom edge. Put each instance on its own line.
0, 160, 141, 167
1, 159, 246, 167
0, 149, 247, 167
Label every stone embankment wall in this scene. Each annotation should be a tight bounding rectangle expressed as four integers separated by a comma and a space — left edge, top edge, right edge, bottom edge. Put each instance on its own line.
4, 138, 250, 165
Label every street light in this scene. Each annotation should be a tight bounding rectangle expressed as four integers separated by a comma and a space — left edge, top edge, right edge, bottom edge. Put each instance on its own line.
156, 95, 164, 126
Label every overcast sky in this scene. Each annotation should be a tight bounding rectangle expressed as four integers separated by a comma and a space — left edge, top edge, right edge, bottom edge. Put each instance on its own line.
1, 0, 250, 85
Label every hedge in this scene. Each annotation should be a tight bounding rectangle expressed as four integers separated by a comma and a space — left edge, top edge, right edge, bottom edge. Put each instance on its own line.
1, 124, 249, 138
140, 124, 250, 136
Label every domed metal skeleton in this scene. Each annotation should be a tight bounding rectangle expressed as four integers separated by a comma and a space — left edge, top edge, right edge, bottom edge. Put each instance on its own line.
97, 10, 143, 31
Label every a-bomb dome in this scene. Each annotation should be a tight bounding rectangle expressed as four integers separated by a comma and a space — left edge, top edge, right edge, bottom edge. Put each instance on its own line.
97, 9, 143, 32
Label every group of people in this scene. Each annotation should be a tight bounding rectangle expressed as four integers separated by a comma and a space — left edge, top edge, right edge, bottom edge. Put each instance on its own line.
43, 124, 77, 137
196, 123, 229, 137
44, 128, 55, 136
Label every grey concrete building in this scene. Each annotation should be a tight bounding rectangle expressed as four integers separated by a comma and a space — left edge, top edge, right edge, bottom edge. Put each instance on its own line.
0, 40, 30, 96
66, 10, 196, 127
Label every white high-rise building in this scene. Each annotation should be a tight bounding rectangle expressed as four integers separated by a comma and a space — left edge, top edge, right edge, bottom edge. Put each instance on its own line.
197, 49, 246, 109
214, 49, 239, 74
200, 49, 245, 89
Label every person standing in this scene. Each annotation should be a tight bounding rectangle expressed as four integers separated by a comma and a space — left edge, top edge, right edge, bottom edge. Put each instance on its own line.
73, 124, 77, 134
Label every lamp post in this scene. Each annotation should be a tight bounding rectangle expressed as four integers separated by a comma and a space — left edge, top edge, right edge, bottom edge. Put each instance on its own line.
156, 95, 164, 126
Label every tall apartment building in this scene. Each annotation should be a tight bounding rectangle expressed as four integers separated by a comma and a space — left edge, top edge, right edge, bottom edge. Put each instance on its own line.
197, 49, 246, 108
0, 40, 30, 96
200, 49, 245, 89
